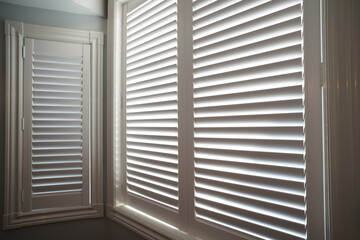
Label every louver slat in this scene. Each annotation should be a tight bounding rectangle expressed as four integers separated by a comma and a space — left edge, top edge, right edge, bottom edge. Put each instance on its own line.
125, 0, 179, 226
23, 39, 90, 211
192, 1, 306, 240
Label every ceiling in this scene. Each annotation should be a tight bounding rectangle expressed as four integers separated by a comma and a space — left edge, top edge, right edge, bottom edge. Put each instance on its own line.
0, 0, 107, 17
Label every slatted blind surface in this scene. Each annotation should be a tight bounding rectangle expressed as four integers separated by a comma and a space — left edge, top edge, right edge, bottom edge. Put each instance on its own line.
24, 39, 90, 210
192, 1, 306, 240
32, 54, 84, 195
125, 0, 179, 213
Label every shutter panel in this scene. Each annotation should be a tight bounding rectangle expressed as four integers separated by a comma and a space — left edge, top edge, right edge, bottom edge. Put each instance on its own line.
23, 39, 90, 211
125, 0, 179, 226
191, 1, 306, 240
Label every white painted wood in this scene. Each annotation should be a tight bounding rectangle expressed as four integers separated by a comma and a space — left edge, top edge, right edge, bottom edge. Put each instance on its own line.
119, 1, 128, 206
4, 20, 104, 229
22, 38, 90, 211
123, 0, 180, 228
303, 0, 326, 239
106, 0, 127, 211
177, 0, 193, 232
106, 0, 117, 212
106, 0, 140, 217
107, 1, 327, 240
108, 206, 202, 240
82, 44, 91, 206
4, 20, 25, 230
23, 38, 33, 213
188, 1, 312, 240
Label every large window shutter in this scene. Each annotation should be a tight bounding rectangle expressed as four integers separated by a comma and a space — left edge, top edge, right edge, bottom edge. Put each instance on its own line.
125, 0, 179, 226
191, 1, 306, 240
23, 39, 90, 211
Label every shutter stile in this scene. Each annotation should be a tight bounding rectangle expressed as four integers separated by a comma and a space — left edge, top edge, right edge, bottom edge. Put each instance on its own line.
125, 0, 179, 221
192, 1, 306, 240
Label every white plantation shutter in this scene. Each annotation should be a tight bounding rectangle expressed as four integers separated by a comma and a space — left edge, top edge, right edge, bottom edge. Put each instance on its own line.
191, 1, 307, 240
125, 0, 179, 226
116, 0, 324, 239
23, 38, 90, 211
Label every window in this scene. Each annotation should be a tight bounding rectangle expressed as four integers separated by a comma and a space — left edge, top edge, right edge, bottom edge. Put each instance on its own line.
4, 21, 104, 229
23, 38, 91, 211
107, 0, 325, 239
124, 0, 179, 227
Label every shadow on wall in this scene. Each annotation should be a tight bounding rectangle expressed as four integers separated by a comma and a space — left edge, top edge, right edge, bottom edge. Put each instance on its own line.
0, 16, 6, 235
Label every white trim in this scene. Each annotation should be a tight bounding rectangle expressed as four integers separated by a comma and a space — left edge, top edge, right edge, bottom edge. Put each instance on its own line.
106, 0, 116, 211
119, 1, 128, 207
106, 0, 129, 210
4, 20, 24, 231
303, 0, 327, 239
4, 205, 103, 230
106, 0, 123, 213
3, 20, 104, 230
320, 0, 331, 239
177, 0, 193, 232
106, 0, 328, 239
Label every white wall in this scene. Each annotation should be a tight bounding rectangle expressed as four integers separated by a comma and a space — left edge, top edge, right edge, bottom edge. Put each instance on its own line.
326, 0, 360, 239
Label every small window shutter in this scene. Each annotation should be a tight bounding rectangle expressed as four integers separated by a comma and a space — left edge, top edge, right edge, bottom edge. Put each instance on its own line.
125, 0, 179, 226
191, 1, 306, 240
23, 38, 90, 211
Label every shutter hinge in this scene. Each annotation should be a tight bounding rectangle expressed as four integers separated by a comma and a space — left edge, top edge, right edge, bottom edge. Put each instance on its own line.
22, 46, 25, 59
21, 189, 24, 203
320, 63, 324, 86
21, 118, 25, 131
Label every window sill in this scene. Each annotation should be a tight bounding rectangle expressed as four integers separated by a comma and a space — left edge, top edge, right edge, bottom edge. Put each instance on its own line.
106, 205, 201, 240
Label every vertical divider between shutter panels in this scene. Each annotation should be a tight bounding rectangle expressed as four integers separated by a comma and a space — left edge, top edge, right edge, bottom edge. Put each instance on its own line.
302, 0, 325, 238
177, 0, 194, 232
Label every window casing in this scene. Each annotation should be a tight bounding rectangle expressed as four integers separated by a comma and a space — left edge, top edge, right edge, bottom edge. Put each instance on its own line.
107, 0, 325, 240
4, 21, 104, 229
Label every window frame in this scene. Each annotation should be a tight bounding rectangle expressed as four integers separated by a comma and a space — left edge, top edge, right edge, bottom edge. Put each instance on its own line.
106, 0, 327, 239
4, 20, 104, 229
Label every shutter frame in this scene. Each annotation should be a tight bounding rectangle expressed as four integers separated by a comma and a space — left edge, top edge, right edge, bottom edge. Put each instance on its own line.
23, 38, 91, 211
